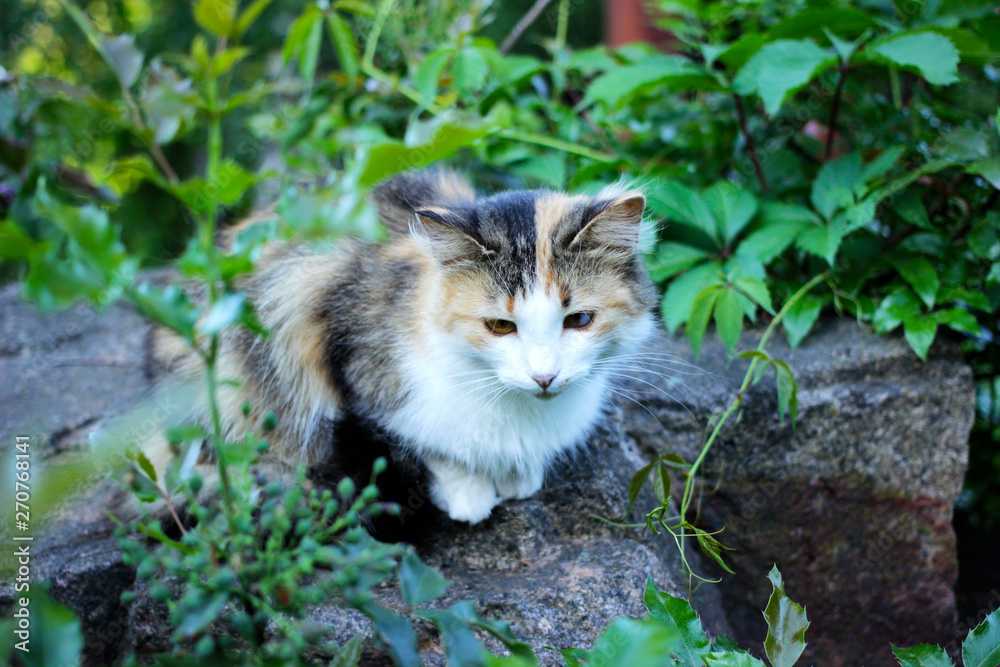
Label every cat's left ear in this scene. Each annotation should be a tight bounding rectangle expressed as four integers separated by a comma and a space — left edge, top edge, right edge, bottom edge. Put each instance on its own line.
571, 193, 645, 251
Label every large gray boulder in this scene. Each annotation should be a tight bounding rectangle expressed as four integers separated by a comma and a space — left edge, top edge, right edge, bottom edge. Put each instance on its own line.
0, 283, 975, 666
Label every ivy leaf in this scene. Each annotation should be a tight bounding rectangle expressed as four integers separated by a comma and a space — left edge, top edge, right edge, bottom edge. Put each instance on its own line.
968, 157, 1000, 191
811, 152, 862, 220
650, 181, 718, 243
686, 285, 721, 360
732, 39, 836, 115
866, 32, 959, 86
647, 243, 711, 282
890, 255, 939, 309
450, 600, 536, 660
961, 603, 1000, 667
702, 652, 768, 666
714, 288, 745, 356
935, 308, 981, 337
587, 617, 681, 667
873, 288, 922, 334
733, 278, 774, 315
891, 643, 955, 667
398, 551, 448, 606
0, 221, 42, 260
783, 294, 826, 348
702, 181, 758, 244
903, 315, 937, 361
762, 565, 809, 667
134, 450, 158, 483
796, 214, 847, 265
644, 578, 710, 662
662, 261, 722, 333
738, 203, 816, 263
650, 460, 671, 504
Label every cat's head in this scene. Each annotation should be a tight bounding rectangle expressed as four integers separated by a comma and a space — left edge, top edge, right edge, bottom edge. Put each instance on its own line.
380, 173, 657, 398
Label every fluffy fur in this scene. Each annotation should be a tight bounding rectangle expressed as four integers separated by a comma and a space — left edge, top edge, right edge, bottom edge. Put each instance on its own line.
145, 170, 657, 534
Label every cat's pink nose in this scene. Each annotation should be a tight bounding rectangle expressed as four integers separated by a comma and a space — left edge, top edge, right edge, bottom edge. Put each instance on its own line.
532, 373, 556, 390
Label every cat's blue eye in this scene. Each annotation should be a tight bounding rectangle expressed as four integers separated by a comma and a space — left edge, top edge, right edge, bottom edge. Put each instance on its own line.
485, 319, 517, 335
563, 312, 594, 329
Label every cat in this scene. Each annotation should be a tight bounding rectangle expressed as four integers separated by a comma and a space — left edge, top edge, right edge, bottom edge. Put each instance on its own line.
145, 169, 657, 534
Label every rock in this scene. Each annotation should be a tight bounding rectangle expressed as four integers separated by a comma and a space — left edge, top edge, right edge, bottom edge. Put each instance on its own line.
0, 286, 728, 665
618, 318, 975, 665
0, 281, 975, 666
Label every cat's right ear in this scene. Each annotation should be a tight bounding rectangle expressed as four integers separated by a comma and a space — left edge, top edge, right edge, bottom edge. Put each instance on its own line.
412, 207, 492, 266
371, 170, 476, 235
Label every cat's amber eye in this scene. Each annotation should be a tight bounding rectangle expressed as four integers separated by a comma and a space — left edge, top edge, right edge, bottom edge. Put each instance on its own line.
485, 318, 517, 335
563, 312, 594, 329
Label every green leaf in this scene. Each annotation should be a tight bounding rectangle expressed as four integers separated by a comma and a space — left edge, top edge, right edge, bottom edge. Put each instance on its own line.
327, 12, 360, 83
647, 243, 711, 282
867, 32, 959, 86
968, 212, 1000, 260
903, 315, 937, 361
762, 565, 809, 667
738, 203, 817, 263
890, 255, 939, 309
358, 113, 499, 186
361, 603, 420, 667
643, 578, 710, 662
861, 145, 906, 185
935, 308, 982, 337
686, 286, 720, 360
398, 551, 448, 606
584, 55, 720, 108
650, 181, 718, 242
0, 221, 41, 260
892, 643, 955, 667
894, 190, 932, 229
626, 461, 655, 516
283, 5, 323, 87
796, 215, 847, 265
194, 0, 237, 37
773, 360, 799, 424
175, 591, 229, 638
587, 617, 680, 667
131, 283, 199, 340
6, 586, 84, 667
962, 605, 1000, 667
453, 47, 490, 94
968, 157, 1000, 190
702, 652, 768, 666
415, 608, 487, 666
450, 600, 536, 660
135, 450, 158, 483
733, 278, 774, 315
714, 288, 744, 356
733, 40, 836, 115
414, 47, 455, 101
200, 292, 247, 335
702, 181, 758, 243
234, 0, 276, 38
102, 34, 143, 87
663, 262, 723, 333
695, 528, 735, 574
939, 286, 990, 311
783, 295, 826, 348
873, 289, 922, 334
651, 460, 671, 504
811, 152, 862, 220
331, 633, 365, 667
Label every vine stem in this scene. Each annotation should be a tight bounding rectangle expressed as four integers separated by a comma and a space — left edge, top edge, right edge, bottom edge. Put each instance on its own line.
362, 0, 396, 71
733, 94, 769, 193
678, 272, 828, 517
500, 0, 556, 54
825, 62, 849, 161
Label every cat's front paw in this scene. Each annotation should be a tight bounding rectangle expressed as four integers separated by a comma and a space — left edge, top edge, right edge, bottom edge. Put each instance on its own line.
428, 467, 499, 524
495, 467, 545, 500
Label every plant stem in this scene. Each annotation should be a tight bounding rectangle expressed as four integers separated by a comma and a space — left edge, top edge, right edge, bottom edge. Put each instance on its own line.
500, 0, 556, 54
362, 0, 396, 71
555, 0, 570, 52
678, 272, 828, 516
733, 94, 769, 193
825, 63, 849, 161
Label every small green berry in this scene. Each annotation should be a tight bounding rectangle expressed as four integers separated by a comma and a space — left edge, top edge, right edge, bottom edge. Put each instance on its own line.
262, 412, 278, 430
337, 477, 355, 500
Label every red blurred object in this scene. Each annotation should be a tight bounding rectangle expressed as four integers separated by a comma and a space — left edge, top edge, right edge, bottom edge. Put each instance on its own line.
605, 0, 676, 49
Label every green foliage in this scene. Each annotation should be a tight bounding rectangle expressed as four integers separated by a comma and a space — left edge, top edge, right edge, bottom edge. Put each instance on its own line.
891, 608, 1000, 667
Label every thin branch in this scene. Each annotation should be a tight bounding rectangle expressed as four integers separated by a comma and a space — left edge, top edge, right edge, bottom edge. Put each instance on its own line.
500, 0, 556, 54
825, 63, 849, 161
733, 94, 769, 193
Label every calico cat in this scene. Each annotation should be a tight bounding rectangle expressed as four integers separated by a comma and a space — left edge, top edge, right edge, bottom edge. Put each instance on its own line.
148, 170, 657, 532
